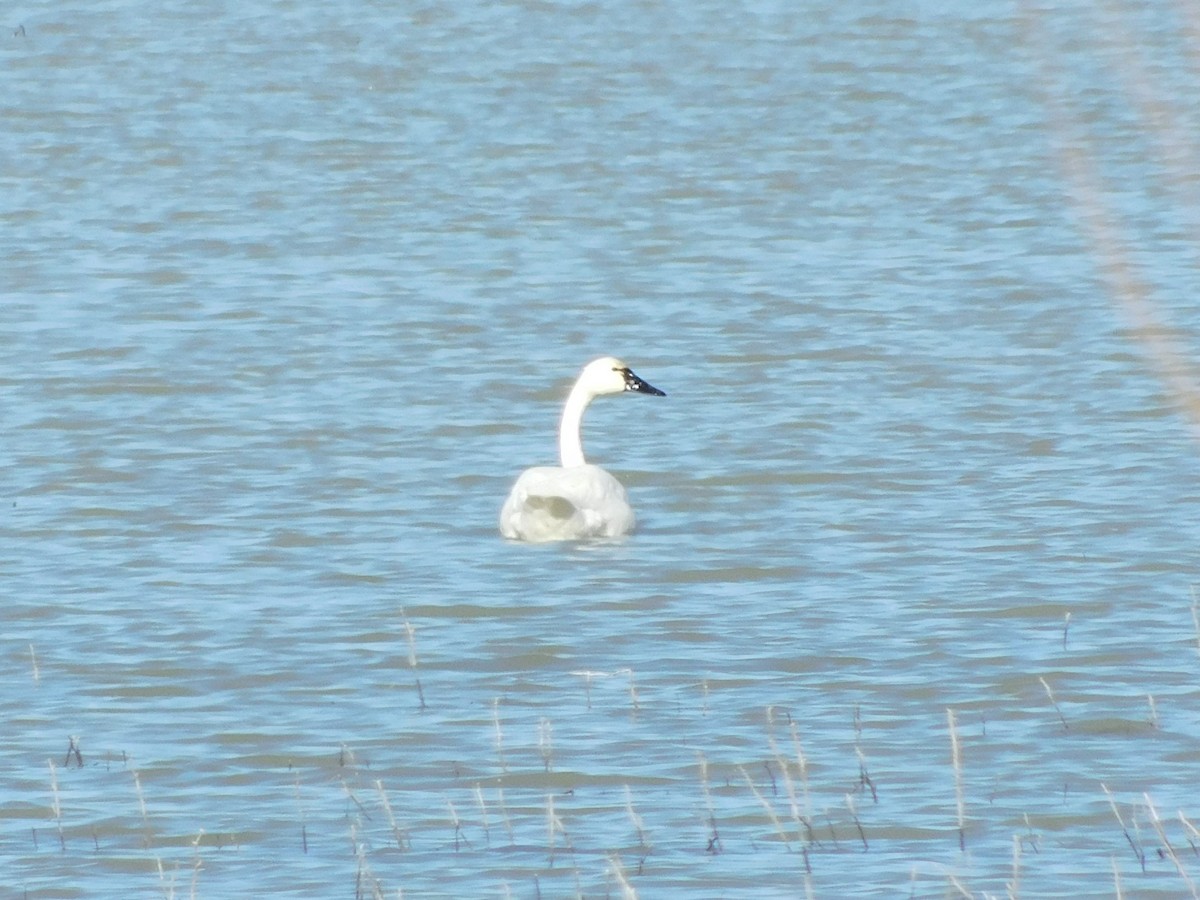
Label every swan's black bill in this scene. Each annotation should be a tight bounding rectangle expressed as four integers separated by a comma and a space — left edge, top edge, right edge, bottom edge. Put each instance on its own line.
622, 368, 666, 397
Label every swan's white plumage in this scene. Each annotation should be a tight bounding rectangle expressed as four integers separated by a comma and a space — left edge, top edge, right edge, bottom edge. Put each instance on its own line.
499, 464, 634, 542
499, 357, 665, 543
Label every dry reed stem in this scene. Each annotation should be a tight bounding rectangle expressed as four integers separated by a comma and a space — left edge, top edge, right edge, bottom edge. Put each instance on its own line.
1179, 811, 1200, 853
1102, 783, 1146, 872
544, 794, 573, 866
189, 829, 204, 900
1008, 832, 1021, 900
156, 858, 173, 900
538, 718, 553, 773
620, 668, 640, 713
1144, 793, 1198, 897
1038, 677, 1068, 730
846, 793, 868, 851
788, 721, 816, 844
351, 821, 384, 900
492, 786, 514, 845
1191, 587, 1200, 658
376, 780, 409, 850
947, 709, 965, 851
1022, 813, 1040, 855
698, 753, 721, 854
609, 853, 639, 900
767, 716, 806, 845
48, 759, 64, 851
133, 770, 153, 849
473, 783, 491, 847
624, 785, 649, 853
856, 746, 877, 804
571, 670, 600, 708
947, 873, 973, 898
492, 699, 507, 773
447, 798, 467, 851
739, 765, 791, 851
293, 775, 308, 854
1019, 1, 1200, 442
1093, 0, 1200, 239
339, 775, 370, 821
400, 612, 426, 711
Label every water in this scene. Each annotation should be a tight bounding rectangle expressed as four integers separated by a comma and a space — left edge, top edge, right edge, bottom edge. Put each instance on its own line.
4, 0, 1200, 896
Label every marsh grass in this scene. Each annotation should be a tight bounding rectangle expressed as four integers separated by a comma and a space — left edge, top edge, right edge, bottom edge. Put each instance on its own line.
17, 685, 1200, 898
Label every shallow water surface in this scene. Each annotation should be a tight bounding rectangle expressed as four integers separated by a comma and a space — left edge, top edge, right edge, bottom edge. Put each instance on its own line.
4, 0, 1200, 896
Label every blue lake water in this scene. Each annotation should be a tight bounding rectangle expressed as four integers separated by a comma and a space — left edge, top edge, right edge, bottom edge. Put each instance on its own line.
4, 0, 1200, 896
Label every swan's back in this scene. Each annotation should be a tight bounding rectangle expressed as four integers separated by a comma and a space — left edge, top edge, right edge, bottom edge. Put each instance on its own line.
499, 464, 635, 542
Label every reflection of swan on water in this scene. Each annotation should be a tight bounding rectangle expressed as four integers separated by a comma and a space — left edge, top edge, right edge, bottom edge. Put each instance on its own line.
499, 357, 666, 542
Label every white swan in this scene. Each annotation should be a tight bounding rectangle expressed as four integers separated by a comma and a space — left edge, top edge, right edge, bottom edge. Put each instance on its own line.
499, 357, 666, 542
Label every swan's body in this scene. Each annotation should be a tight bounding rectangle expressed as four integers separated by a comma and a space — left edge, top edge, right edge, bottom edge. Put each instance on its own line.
500, 357, 666, 542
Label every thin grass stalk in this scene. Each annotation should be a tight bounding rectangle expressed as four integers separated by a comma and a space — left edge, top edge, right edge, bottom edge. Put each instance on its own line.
947, 709, 965, 851
402, 616, 426, 711
48, 759, 64, 851
1102, 783, 1146, 872
376, 780, 409, 851
492, 699, 507, 774
538, 718, 553, 773
609, 853, 638, 900
1038, 677, 1068, 730
788, 720, 816, 845
1008, 833, 1021, 900
1144, 793, 1198, 898
739, 765, 791, 851
698, 753, 721, 854
474, 783, 491, 847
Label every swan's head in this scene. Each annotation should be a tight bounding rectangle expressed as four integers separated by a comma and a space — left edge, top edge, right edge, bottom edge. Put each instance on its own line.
579, 357, 667, 398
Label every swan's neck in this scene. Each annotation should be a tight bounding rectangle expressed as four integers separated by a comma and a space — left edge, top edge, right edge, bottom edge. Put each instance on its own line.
558, 381, 594, 468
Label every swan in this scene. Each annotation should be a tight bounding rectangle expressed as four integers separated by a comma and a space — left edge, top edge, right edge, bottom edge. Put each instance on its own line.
499, 357, 666, 542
